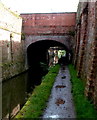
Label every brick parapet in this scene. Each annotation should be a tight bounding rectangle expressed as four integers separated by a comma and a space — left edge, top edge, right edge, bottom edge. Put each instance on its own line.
21, 13, 76, 35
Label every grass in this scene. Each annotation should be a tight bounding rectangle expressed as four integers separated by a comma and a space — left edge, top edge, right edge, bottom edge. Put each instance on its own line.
69, 64, 97, 118
15, 64, 60, 119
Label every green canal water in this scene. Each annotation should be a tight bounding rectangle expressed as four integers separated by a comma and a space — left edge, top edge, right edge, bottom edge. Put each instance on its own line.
2, 72, 28, 119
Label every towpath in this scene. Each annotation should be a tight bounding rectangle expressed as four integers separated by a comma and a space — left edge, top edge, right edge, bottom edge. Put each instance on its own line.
42, 66, 76, 119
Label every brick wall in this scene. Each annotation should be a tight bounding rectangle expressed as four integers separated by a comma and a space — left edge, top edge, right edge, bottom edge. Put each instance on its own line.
0, 2, 25, 81
74, 2, 97, 107
21, 13, 76, 35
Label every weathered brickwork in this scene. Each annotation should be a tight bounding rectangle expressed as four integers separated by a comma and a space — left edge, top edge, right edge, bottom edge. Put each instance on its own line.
20, 13, 76, 48
0, 2, 25, 81
21, 13, 76, 35
74, 2, 97, 107
21, 13, 76, 60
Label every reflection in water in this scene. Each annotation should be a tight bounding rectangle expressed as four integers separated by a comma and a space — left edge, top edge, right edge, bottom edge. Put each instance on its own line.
2, 66, 48, 119
2, 72, 28, 119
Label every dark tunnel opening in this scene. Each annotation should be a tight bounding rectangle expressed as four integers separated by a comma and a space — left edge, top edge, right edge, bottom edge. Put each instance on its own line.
27, 40, 72, 92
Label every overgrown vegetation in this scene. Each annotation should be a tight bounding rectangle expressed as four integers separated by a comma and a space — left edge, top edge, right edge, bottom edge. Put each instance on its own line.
15, 64, 60, 119
21, 32, 25, 40
69, 64, 97, 118
68, 30, 75, 37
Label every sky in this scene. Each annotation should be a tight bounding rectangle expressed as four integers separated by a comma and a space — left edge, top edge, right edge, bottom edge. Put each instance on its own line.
1, 0, 79, 14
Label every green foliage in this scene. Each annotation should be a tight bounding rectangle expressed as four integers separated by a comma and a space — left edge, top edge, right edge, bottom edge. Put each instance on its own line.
68, 30, 75, 37
21, 33, 25, 40
58, 50, 66, 58
15, 64, 60, 119
69, 64, 97, 118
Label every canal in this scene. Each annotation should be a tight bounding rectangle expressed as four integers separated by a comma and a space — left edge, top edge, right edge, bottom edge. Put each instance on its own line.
2, 64, 49, 119
2, 72, 28, 118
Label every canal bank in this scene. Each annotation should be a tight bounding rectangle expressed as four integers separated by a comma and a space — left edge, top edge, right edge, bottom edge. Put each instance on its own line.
2, 64, 48, 119
15, 65, 60, 118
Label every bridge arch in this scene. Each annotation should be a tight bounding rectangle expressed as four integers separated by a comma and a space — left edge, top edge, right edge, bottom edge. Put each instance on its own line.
25, 37, 73, 70
26, 39, 72, 91
26, 39, 72, 66
25, 35, 73, 51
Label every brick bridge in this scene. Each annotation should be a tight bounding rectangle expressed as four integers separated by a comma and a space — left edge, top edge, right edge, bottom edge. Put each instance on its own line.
20, 13, 76, 75
21, 13, 76, 50
20, 13, 76, 91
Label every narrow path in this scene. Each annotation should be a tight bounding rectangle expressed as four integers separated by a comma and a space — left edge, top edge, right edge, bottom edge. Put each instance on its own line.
42, 66, 76, 119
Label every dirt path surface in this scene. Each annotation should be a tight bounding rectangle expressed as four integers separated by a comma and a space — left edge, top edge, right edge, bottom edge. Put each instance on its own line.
42, 66, 76, 119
